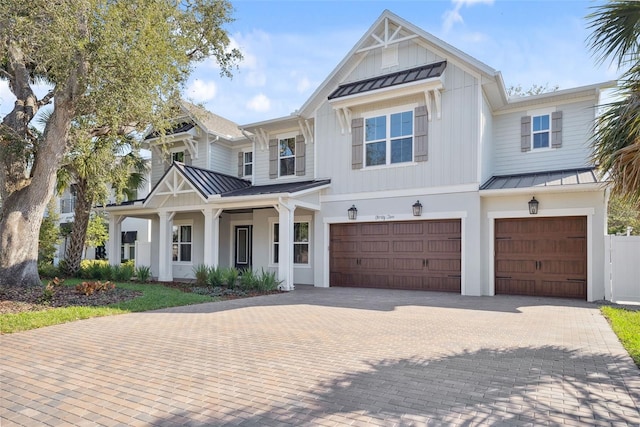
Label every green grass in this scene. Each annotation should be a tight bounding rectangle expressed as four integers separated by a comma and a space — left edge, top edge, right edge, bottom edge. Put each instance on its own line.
601, 306, 640, 366
0, 280, 215, 334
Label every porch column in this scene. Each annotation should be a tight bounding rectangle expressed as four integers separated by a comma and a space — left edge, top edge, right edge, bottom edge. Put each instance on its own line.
278, 201, 295, 291
203, 208, 222, 268
158, 211, 174, 282
108, 215, 123, 266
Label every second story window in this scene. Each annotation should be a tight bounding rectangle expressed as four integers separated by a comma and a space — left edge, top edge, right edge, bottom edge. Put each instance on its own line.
172, 151, 185, 163
365, 110, 413, 167
279, 137, 295, 176
532, 115, 550, 149
244, 152, 253, 176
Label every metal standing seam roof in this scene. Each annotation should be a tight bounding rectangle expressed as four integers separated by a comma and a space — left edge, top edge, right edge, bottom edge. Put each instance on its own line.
480, 168, 601, 191
175, 163, 251, 197
328, 61, 447, 100
144, 122, 195, 140
222, 179, 332, 197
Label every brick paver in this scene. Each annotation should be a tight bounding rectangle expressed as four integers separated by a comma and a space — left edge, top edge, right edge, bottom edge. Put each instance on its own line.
1, 286, 639, 426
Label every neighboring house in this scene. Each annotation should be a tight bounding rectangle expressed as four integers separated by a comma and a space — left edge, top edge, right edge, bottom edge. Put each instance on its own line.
55, 172, 152, 264
105, 10, 612, 301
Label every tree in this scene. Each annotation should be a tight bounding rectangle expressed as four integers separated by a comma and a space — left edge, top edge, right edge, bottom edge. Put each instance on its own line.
506, 83, 559, 97
38, 199, 61, 265
0, 0, 241, 287
607, 193, 640, 235
84, 212, 109, 256
587, 1, 640, 204
55, 130, 148, 276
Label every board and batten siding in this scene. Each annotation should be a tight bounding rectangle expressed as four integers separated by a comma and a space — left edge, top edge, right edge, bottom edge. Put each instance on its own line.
316, 63, 479, 195
480, 95, 494, 184
491, 99, 596, 175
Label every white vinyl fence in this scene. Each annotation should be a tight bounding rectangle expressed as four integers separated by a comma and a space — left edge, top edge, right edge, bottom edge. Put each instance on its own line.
605, 235, 640, 304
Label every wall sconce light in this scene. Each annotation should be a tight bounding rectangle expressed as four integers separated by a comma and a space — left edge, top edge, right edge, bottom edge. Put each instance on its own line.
412, 200, 423, 216
528, 197, 539, 215
347, 205, 358, 220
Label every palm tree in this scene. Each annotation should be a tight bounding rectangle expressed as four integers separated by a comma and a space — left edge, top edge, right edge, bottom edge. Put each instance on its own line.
587, 1, 640, 204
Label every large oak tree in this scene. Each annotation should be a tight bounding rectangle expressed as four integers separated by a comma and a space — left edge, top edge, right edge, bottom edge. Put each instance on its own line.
0, 0, 241, 287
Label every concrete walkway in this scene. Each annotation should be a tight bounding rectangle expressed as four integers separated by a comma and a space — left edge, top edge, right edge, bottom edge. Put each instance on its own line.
1, 286, 639, 426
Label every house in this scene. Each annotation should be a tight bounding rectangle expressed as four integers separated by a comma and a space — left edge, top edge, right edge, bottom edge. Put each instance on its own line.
104, 10, 612, 301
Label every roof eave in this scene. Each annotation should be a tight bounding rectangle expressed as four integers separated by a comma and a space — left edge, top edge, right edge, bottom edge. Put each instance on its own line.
479, 182, 608, 197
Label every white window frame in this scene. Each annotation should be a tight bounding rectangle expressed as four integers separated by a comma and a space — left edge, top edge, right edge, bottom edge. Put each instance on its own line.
269, 216, 312, 267
278, 132, 297, 178
528, 107, 556, 152
242, 150, 253, 178
171, 221, 193, 264
363, 105, 416, 168
171, 149, 185, 163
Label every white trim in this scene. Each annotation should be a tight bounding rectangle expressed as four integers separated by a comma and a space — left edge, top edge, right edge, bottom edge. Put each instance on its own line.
321, 184, 478, 202
487, 208, 594, 299
229, 220, 254, 268
324, 211, 467, 224
479, 183, 605, 197
171, 220, 194, 265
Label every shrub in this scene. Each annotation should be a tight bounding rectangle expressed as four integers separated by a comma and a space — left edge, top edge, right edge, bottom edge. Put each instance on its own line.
258, 269, 281, 292
207, 266, 224, 287
193, 264, 210, 286
239, 269, 260, 290
221, 267, 239, 288
135, 266, 152, 282
79, 260, 113, 280
122, 259, 135, 269
75, 281, 116, 296
113, 264, 134, 282
38, 277, 65, 303
38, 263, 59, 279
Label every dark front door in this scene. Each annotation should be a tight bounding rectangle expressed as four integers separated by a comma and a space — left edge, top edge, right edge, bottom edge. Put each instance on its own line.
234, 225, 252, 270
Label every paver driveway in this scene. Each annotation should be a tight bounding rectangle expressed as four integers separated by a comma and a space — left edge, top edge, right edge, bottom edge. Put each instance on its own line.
1, 286, 639, 426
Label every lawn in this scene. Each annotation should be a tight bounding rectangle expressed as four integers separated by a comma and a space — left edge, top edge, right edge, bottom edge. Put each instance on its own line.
601, 306, 640, 367
0, 280, 215, 334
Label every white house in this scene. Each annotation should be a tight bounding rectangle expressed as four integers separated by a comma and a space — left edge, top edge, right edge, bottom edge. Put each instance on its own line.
104, 10, 612, 301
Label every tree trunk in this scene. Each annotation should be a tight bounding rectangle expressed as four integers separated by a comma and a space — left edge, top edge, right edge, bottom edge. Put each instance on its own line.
63, 180, 92, 276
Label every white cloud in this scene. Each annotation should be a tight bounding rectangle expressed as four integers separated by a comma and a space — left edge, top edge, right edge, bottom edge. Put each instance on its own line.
296, 76, 311, 94
246, 93, 271, 113
186, 80, 218, 102
443, 0, 494, 32
244, 70, 266, 87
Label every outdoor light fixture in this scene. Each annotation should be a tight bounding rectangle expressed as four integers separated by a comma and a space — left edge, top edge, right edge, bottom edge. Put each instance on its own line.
412, 200, 423, 216
347, 205, 358, 220
528, 197, 539, 215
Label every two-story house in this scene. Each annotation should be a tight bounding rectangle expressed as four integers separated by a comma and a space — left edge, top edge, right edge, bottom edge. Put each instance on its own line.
105, 10, 612, 301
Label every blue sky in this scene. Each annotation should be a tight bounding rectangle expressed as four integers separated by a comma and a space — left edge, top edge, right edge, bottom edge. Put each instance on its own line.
0, 0, 615, 126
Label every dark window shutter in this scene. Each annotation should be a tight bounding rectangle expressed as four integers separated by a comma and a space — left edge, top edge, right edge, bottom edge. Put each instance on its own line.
521, 116, 531, 152
552, 111, 563, 148
269, 138, 278, 179
237, 152, 244, 177
295, 134, 305, 176
351, 118, 364, 169
414, 106, 429, 162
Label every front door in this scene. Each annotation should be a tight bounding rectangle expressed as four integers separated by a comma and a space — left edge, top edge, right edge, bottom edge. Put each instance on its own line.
234, 225, 253, 270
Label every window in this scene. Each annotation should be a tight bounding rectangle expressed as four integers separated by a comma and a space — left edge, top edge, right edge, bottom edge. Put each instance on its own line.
243, 151, 253, 176
172, 224, 192, 262
272, 222, 309, 264
365, 110, 413, 167
172, 151, 185, 163
532, 115, 550, 149
279, 137, 295, 176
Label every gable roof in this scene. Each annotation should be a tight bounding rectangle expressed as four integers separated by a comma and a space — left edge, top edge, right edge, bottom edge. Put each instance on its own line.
222, 179, 331, 198
180, 101, 245, 140
328, 61, 447, 100
176, 163, 251, 197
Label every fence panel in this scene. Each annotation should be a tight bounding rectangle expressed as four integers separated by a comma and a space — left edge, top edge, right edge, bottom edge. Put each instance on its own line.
608, 235, 640, 304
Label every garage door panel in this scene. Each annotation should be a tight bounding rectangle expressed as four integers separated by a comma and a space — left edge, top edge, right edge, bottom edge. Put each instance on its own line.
393, 240, 424, 252
495, 217, 587, 299
330, 220, 461, 292
360, 241, 389, 252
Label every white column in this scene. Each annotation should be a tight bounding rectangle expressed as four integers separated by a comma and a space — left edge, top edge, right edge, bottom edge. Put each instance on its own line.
278, 201, 295, 291
158, 211, 174, 282
108, 215, 122, 266
203, 208, 222, 268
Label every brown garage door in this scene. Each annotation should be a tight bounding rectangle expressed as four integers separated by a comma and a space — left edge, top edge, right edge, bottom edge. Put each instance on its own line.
495, 216, 587, 299
330, 220, 461, 292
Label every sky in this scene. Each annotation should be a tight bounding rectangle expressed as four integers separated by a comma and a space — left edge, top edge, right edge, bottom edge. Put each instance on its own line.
0, 0, 616, 126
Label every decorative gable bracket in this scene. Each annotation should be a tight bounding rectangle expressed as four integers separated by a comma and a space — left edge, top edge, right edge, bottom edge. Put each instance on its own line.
298, 119, 314, 144
334, 107, 352, 134
182, 136, 198, 160
424, 88, 443, 121
356, 17, 419, 54
254, 128, 270, 150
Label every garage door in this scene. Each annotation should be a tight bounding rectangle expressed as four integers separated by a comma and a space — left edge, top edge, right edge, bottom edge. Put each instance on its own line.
495, 216, 587, 299
330, 220, 461, 292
